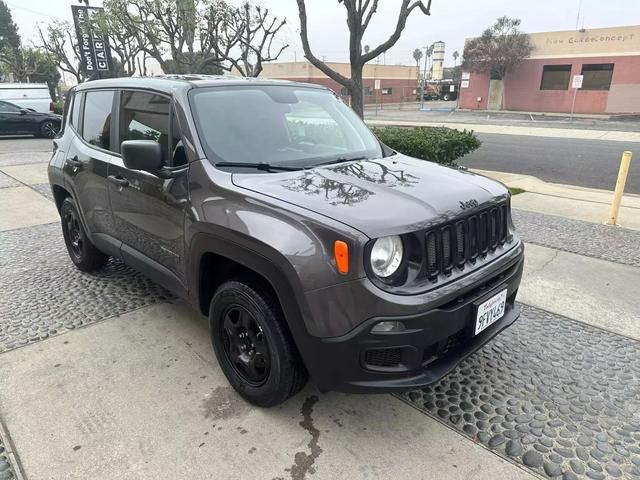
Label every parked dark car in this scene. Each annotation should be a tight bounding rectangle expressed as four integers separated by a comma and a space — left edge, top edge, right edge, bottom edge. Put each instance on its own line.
48, 76, 523, 407
0, 100, 61, 138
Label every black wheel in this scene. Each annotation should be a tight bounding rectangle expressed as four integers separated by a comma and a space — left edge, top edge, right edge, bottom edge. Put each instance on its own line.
60, 196, 108, 272
442, 93, 451, 101
209, 280, 307, 407
40, 120, 60, 139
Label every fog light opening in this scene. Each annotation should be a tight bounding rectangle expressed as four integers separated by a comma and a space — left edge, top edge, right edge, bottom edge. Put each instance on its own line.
371, 321, 406, 333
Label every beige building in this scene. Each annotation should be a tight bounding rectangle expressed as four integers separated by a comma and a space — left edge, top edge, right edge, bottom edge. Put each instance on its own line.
259, 62, 418, 104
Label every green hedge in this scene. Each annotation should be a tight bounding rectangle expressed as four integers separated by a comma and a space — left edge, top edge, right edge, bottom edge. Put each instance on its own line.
53, 100, 64, 115
371, 126, 481, 166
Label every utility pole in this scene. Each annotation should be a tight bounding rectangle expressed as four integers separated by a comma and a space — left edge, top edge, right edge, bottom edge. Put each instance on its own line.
575, 0, 582, 30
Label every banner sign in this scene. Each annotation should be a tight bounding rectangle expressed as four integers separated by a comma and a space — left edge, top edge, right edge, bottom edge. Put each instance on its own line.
71, 5, 113, 74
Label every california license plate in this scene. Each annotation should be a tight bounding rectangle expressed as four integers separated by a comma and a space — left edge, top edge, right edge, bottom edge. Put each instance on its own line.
474, 289, 507, 335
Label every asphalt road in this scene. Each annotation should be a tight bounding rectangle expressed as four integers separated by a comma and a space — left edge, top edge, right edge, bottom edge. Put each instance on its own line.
462, 133, 640, 194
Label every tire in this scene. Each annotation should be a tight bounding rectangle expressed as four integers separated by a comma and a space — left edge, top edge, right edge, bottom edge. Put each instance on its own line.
442, 93, 451, 101
39, 120, 60, 139
60, 196, 108, 272
209, 279, 307, 407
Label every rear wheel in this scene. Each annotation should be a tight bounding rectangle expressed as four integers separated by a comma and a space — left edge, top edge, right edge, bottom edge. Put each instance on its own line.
39, 120, 59, 138
60, 196, 108, 271
209, 279, 307, 407
442, 93, 451, 101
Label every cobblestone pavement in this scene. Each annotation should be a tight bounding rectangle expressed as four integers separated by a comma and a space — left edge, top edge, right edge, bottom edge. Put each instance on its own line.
513, 209, 640, 267
30, 183, 54, 202
0, 222, 173, 353
398, 304, 640, 480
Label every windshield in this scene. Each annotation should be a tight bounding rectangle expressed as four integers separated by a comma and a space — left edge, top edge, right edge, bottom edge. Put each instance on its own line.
189, 85, 382, 169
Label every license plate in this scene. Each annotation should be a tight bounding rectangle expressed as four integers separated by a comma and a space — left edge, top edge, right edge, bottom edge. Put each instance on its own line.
474, 289, 507, 335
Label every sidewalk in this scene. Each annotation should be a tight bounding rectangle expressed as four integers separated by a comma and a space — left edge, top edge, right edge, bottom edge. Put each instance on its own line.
366, 118, 640, 143
473, 169, 640, 230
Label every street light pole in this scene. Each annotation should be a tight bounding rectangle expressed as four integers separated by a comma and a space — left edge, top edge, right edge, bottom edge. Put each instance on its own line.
420, 44, 428, 110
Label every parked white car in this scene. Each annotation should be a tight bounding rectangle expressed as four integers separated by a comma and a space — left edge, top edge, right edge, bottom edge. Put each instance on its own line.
0, 83, 53, 113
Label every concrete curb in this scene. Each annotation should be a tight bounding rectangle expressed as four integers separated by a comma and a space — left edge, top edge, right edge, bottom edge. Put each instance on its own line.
0, 418, 26, 480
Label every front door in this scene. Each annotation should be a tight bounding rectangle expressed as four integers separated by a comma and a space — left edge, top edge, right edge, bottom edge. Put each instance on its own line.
108, 89, 188, 290
0, 101, 28, 134
64, 90, 119, 243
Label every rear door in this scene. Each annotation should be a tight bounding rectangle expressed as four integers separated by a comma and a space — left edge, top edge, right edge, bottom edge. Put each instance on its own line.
108, 89, 188, 291
64, 89, 120, 250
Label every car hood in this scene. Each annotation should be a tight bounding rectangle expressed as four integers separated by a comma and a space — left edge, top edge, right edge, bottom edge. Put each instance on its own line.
231, 155, 509, 238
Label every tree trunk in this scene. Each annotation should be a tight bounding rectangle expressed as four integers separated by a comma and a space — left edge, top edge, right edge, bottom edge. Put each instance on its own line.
350, 64, 364, 118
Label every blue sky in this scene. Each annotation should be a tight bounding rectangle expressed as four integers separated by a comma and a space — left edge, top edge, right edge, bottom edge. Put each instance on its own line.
7, 0, 640, 67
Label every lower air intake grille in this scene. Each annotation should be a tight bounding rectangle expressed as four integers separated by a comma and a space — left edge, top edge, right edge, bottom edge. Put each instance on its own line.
364, 348, 402, 368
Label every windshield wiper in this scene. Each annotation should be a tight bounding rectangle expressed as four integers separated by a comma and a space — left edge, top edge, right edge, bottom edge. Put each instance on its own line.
309, 156, 369, 168
215, 162, 304, 172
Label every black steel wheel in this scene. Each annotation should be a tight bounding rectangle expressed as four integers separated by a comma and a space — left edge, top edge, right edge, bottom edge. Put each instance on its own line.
221, 305, 270, 386
60, 196, 108, 271
209, 279, 307, 407
40, 120, 60, 139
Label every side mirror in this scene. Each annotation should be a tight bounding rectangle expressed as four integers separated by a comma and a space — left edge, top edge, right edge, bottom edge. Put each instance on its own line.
19, 108, 28, 115
121, 140, 163, 172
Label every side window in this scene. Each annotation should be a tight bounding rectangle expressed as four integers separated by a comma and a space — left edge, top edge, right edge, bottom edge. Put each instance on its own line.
120, 90, 171, 163
0, 101, 21, 113
82, 90, 115, 151
70, 92, 82, 130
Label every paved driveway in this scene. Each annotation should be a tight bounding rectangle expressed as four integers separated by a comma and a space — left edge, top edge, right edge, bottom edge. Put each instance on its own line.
0, 138, 639, 480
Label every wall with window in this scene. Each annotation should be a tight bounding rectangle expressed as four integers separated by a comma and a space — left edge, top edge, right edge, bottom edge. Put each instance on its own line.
459, 55, 640, 114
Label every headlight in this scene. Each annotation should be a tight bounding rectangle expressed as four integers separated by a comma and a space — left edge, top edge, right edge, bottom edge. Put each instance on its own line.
370, 235, 403, 278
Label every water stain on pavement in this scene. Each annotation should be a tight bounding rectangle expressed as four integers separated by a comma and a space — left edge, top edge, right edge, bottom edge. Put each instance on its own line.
287, 395, 323, 480
201, 385, 250, 420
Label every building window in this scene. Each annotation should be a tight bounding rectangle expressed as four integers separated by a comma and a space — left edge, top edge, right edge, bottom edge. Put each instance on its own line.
581, 63, 614, 90
363, 86, 372, 96
381, 88, 393, 96
540, 65, 572, 90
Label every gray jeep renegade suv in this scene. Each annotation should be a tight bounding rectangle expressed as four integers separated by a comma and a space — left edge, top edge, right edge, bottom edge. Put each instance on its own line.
49, 76, 524, 407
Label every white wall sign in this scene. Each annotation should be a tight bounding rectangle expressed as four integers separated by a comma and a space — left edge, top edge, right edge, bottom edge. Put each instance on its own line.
450, 85, 455, 92
461, 72, 471, 80
461, 80, 470, 89
374, 79, 381, 90
572, 75, 584, 89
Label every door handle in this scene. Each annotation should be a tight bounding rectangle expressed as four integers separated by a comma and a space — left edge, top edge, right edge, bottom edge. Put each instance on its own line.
108, 175, 129, 188
66, 156, 82, 168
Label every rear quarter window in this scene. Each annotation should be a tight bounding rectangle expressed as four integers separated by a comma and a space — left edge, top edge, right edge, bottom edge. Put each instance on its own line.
82, 90, 115, 151
70, 92, 82, 131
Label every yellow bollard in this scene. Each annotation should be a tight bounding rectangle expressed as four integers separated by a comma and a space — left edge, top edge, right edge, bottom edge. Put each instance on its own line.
607, 151, 633, 226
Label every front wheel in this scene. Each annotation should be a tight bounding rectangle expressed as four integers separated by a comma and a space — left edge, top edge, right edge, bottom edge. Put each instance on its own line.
209, 280, 307, 407
60, 196, 108, 271
442, 93, 451, 101
39, 120, 60, 139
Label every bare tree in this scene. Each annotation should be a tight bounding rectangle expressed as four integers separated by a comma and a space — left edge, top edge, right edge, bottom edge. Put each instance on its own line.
296, 0, 433, 118
36, 20, 84, 84
452, 50, 459, 66
204, 1, 288, 77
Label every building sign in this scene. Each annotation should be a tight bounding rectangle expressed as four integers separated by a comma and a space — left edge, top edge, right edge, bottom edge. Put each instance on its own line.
572, 75, 584, 89
71, 5, 113, 74
461, 80, 470, 89
461, 72, 471, 80
374, 79, 381, 90
527, 25, 640, 59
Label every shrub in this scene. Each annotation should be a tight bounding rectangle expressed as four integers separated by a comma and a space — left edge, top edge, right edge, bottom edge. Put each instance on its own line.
53, 100, 65, 115
371, 126, 481, 166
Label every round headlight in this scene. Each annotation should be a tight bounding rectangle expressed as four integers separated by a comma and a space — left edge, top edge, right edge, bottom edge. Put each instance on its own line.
370, 235, 404, 278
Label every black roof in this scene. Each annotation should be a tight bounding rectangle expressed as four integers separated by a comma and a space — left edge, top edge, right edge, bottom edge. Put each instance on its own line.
74, 74, 328, 94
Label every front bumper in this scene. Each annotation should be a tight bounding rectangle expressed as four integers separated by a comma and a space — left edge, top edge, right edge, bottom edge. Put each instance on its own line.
302, 247, 524, 393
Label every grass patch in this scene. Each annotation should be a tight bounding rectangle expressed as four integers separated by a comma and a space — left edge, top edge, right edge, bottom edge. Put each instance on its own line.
509, 187, 526, 196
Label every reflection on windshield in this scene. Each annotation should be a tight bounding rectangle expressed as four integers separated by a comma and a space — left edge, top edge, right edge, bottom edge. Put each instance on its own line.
281, 160, 418, 206
189, 85, 382, 169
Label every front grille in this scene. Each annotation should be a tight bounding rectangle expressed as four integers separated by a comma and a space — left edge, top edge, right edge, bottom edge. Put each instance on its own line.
423, 202, 510, 281
364, 348, 402, 368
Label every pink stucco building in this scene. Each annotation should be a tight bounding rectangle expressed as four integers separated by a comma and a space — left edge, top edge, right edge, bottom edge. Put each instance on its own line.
459, 25, 640, 114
